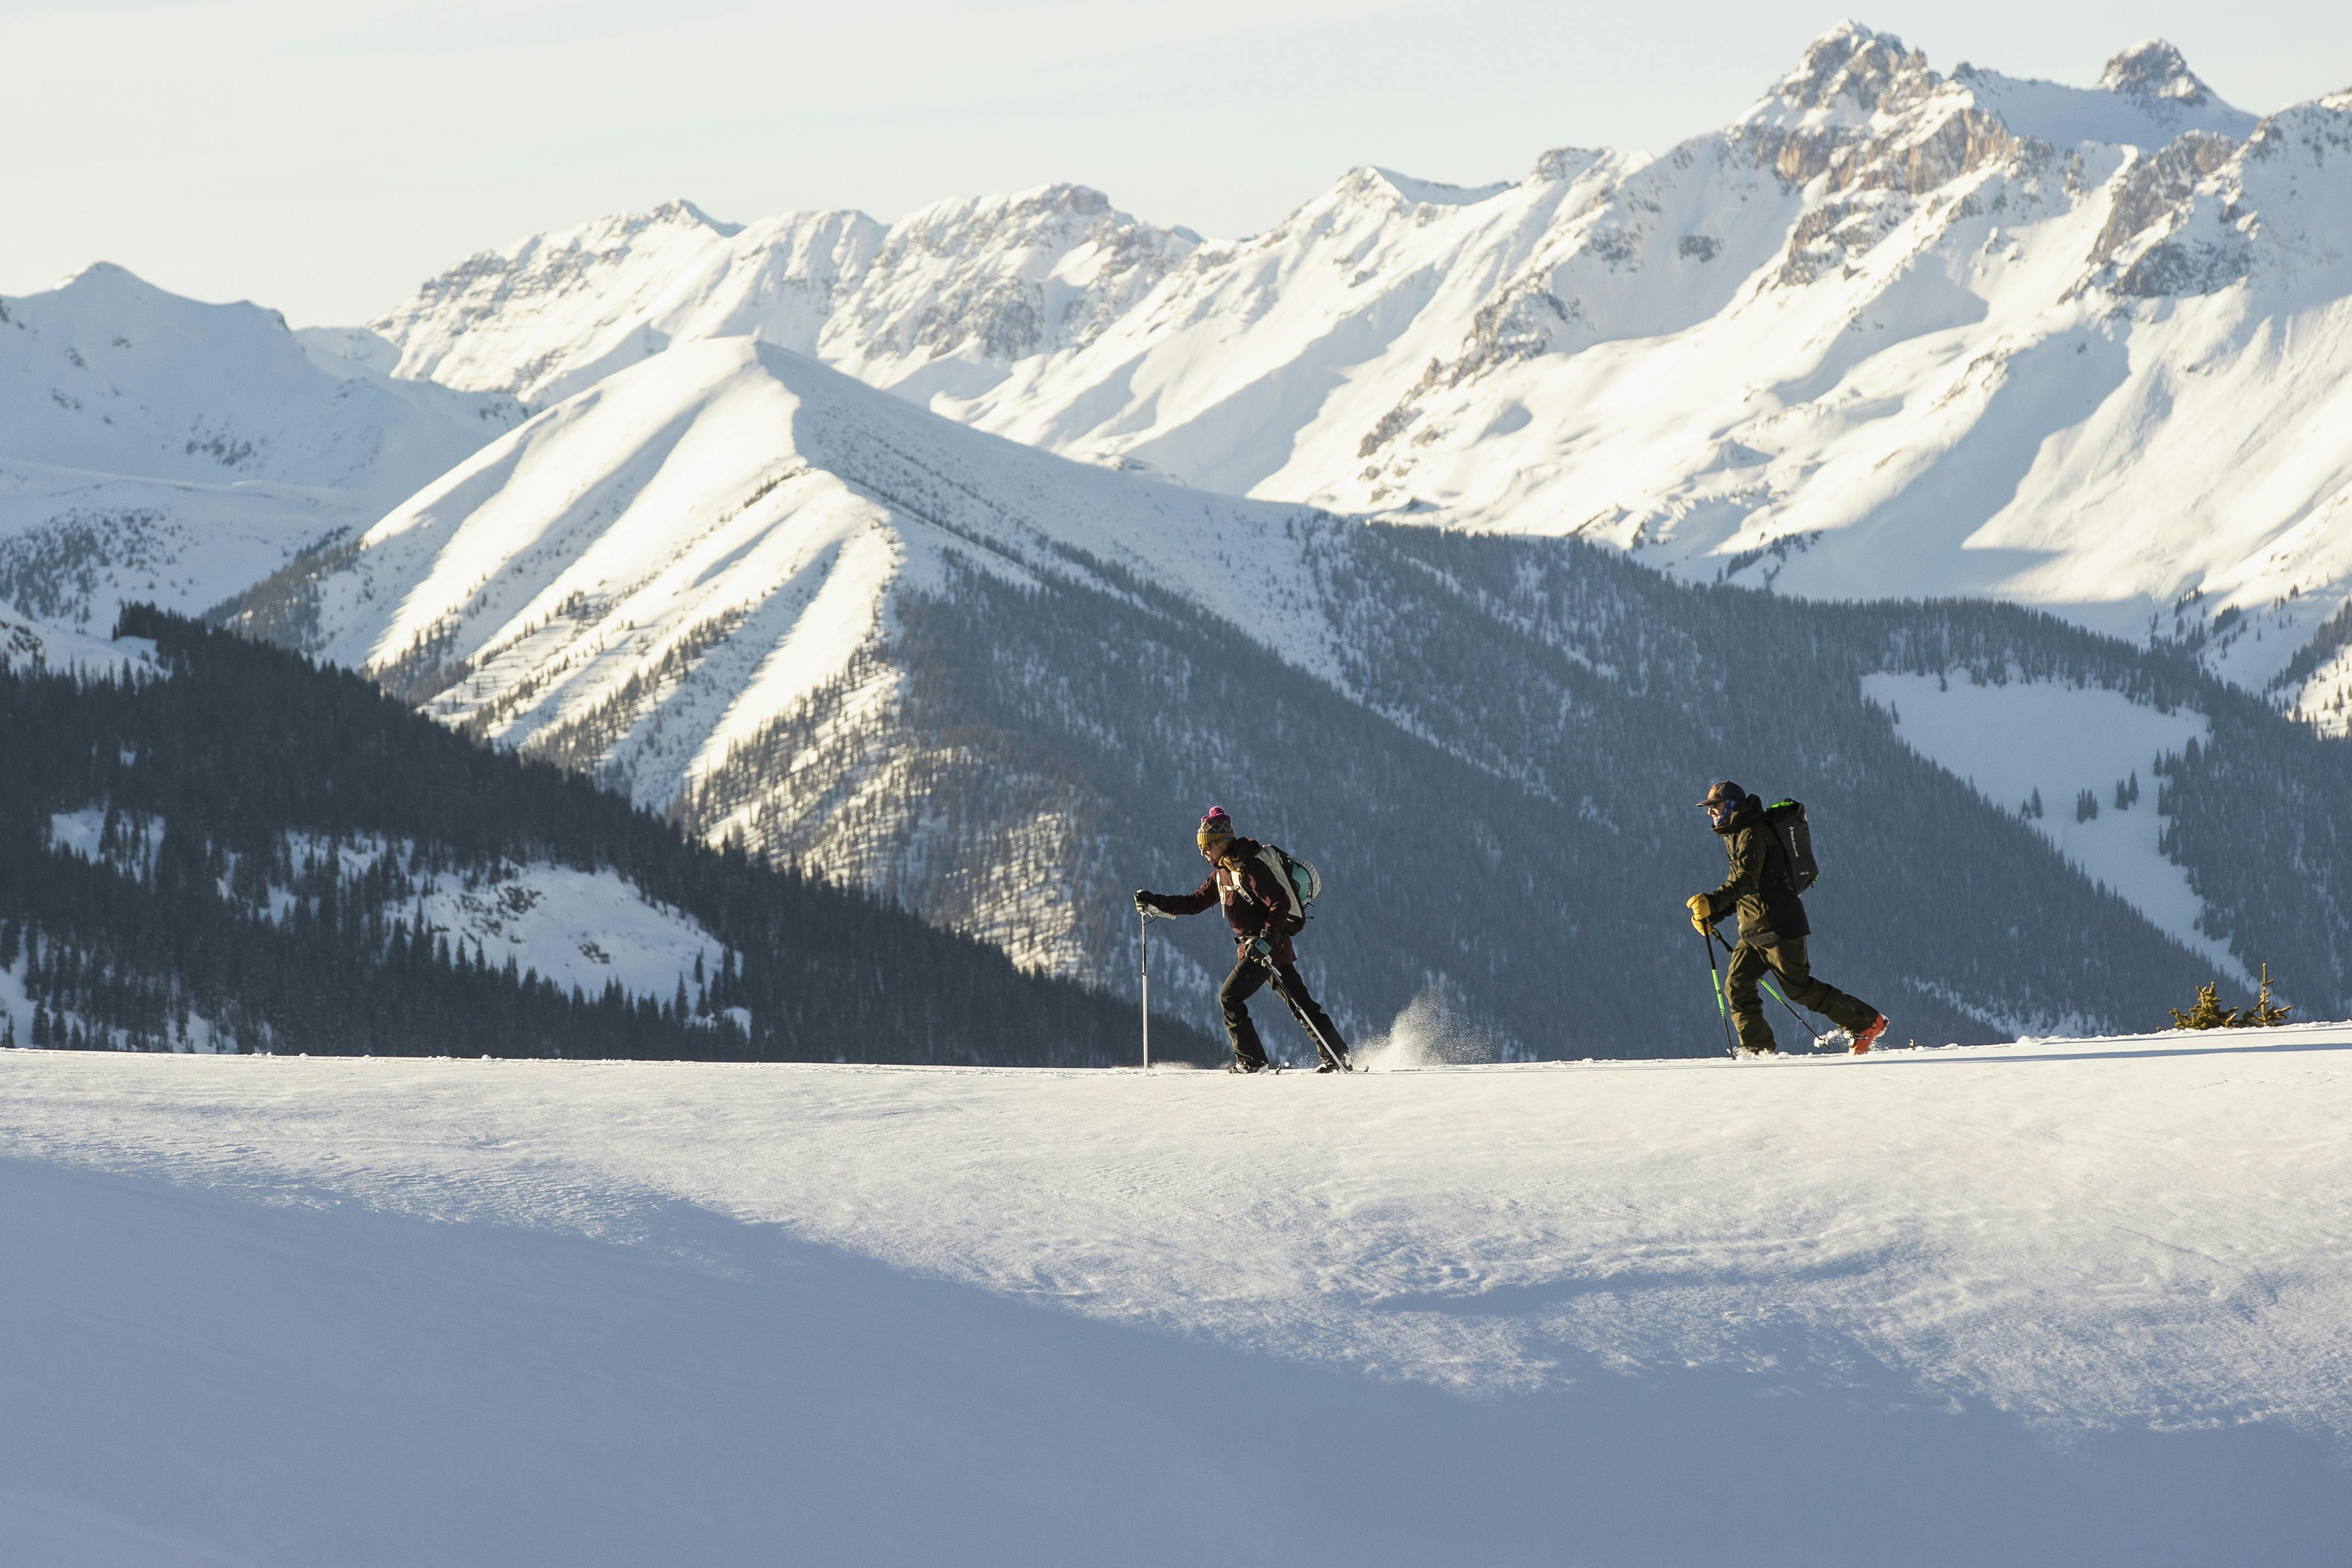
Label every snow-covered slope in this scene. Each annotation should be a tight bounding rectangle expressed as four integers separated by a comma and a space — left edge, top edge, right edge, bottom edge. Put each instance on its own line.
296, 336, 1337, 809
356, 25, 2352, 713
1863, 672, 2240, 982
4, 1035, 2350, 1563
0, 264, 522, 632
0, 598, 158, 677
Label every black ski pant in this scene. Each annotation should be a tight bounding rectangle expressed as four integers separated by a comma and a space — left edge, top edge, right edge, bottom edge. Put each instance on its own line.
1725, 937, 1877, 1052
1219, 958, 1347, 1069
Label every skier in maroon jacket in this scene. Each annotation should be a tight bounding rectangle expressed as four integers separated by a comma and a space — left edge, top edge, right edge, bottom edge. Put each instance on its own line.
1136, 807, 1351, 1073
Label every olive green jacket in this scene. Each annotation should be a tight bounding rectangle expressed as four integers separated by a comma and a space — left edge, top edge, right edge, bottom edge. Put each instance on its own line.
1703, 796, 1810, 944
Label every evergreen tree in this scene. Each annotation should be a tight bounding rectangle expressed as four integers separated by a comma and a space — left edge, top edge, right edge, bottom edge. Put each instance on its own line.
2171, 982, 2233, 1030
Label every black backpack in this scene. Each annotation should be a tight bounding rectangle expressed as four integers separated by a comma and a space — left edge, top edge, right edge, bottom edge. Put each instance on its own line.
1762, 799, 1819, 893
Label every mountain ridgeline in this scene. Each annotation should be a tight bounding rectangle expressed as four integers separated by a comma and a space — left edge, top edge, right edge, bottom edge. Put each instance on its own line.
345, 24, 2352, 718
0, 608, 1220, 1064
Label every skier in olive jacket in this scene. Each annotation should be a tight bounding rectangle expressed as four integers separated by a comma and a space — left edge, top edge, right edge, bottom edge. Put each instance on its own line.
1136, 807, 1350, 1072
1686, 781, 1888, 1054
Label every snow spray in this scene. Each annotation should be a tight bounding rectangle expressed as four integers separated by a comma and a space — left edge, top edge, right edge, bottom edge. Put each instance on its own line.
1356, 981, 1510, 1071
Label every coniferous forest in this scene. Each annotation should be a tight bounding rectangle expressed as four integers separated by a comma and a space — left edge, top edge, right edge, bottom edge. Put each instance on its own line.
0, 606, 1219, 1064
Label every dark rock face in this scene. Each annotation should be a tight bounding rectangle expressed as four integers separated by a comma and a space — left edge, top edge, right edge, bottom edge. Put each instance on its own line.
392, 202, 735, 341
912, 277, 1044, 363
845, 184, 1193, 366
1735, 28, 2023, 208
2099, 39, 2212, 108
2116, 233, 2252, 298
1773, 25, 1925, 118
2090, 131, 2242, 270
1532, 147, 1603, 183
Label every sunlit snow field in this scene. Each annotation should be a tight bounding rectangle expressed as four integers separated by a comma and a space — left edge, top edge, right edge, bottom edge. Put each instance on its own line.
5, 1029, 2350, 1564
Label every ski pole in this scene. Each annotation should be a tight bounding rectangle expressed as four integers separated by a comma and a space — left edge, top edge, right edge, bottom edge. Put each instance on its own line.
1139, 910, 1151, 1071
1260, 950, 1350, 1071
1711, 928, 1829, 1048
1701, 924, 1737, 1056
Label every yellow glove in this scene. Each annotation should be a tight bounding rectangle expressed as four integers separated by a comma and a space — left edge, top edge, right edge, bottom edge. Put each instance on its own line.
1686, 894, 1714, 934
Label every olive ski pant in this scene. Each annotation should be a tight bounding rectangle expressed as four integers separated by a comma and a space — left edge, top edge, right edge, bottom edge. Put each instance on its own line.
1219, 958, 1348, 1069
1725, 937, 1877, 1052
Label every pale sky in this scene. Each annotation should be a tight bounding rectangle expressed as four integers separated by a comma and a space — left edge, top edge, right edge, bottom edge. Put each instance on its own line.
7, 0, 2350, 327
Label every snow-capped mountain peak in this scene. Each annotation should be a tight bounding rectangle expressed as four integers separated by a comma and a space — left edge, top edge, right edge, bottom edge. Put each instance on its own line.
2099, 38, 2220, 108
1739, 26, 2253, 183
366, 180, 1195, 413
653, 197, 743, 238
1, 259, 518, 494
1952, 40, 2255, 148
0, 261, 521, 632
366, 197, 870, 406
1746, 20, 1934, 130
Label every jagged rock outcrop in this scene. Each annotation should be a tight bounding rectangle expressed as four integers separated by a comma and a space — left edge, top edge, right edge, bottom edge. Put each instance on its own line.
2099, 38, 2223, 110
819, 183, 1194, 398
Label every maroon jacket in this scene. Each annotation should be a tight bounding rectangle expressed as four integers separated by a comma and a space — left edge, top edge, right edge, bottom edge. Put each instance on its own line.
1149, 838, 1302, 964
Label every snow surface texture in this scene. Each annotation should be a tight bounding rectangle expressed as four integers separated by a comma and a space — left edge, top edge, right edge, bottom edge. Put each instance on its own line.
3, 1035, 2350, 1564
358, 25, 2352, 713
1861, 672, 2245, 983
0, 263, 522, 636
